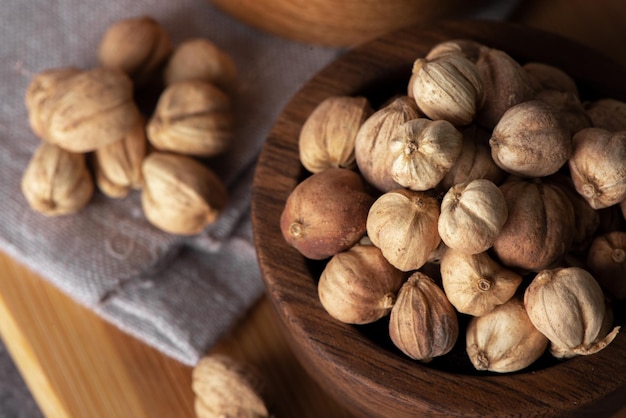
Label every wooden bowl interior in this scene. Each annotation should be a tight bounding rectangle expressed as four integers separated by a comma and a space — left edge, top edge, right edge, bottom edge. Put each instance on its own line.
252, 20, 626, 418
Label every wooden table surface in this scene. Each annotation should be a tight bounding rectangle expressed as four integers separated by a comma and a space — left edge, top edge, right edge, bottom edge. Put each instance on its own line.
2, 1, 626, 417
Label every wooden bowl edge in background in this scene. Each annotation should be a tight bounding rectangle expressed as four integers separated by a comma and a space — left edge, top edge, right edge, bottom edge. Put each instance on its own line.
208, 0, 490, 47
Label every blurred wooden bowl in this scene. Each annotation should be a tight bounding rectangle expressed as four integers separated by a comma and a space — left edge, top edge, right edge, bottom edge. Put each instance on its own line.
209, 0, 490, 47
251, 20, 626, 418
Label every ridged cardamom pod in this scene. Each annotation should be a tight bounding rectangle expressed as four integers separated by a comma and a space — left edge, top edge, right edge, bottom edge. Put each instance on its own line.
524, 267, 620, 358
318, 244, 404, 324
389, 272, 458, 362
466, 297, 548, 373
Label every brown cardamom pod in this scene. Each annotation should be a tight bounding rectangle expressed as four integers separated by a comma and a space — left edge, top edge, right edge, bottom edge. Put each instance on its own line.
389, 272, 458, 362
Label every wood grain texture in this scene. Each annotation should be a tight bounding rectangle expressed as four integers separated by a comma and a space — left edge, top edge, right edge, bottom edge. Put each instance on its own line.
0, 249, 352, 418
211, 297, 354, 418
208, 0, 487, 47
251, 20, 626, 418
0, 250, 196, 418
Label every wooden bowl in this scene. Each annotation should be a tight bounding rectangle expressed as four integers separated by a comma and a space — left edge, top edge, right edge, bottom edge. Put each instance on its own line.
251, 20, 626, 417
208, 0, 489, 47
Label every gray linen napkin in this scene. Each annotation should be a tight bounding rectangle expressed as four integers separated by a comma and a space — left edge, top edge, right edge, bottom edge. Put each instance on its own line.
0, 0, 341, 366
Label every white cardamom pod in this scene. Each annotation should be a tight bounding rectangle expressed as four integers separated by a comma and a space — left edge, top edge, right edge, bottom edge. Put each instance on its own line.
466, 297, 548, 373
524, 267, 620, 358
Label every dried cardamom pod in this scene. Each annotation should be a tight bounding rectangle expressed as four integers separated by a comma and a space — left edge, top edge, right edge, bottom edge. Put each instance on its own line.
299, 95, 373, 173
438, 178, 508, 255
568, 127, 626, 209
94, 118, 147, 198
164, 38, 237, 91
37, 67, 141, 153
489, 100, 572, 178
21, 141, 93, 216
97, 16, 172, 86
475, 47, 536, 129
547, 173, 600, 252
410, 54, 484, 126
440, 249, 522, 317
94, 165, 132, 199
280, 168, 374, 260
318, 244, 405, 324
192, 354, 272, 418
493, 177, 575, 272
408, 39, 484, 98
523, 62, 578, 96
524, 267, 620, 358
466, 297, 548, 373
389, 272, 458, 362
147, 80, 233, 158
437, 124, 504, 192
425, 39, 484, 62
535, 89, 591, 135
366, 189, 440, 272
354, 96, 420, 192
141, 152, 228, 235
24, 67, 81, 138
389, 118, 462, 191
585, 98, 626, 131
